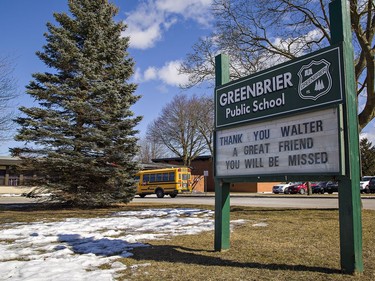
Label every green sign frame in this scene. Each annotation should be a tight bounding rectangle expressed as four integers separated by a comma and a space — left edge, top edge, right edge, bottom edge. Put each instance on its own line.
214, 0, 363, 275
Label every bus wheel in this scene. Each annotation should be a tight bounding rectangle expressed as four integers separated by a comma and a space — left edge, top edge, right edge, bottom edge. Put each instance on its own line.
170, 193, 177, 198
139, 194, 146, 198
156, 189, 164, 198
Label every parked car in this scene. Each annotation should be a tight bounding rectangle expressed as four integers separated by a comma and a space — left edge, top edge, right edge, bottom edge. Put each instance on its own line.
288, 182, 318, 194
360, 176, 374, 194
272, 182, 293, 194
325, 181, 339, 194
369, 177, 375, 193
288, 182, 305, 194
312, 181, 327, 194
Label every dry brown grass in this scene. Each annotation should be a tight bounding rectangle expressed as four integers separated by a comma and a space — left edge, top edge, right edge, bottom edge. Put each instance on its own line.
118, 207, 375, 281
0, 203, 374, 280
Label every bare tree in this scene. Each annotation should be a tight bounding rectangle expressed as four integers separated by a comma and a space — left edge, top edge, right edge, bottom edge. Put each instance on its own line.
190, 95, 214, 155
147, 94, 210, 166
137, 135, 169, 163
180, 0, 375, 131
0, 56, 18, 142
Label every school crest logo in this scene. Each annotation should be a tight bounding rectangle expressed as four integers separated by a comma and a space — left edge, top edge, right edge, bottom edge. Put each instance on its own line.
297, 59, 332, 101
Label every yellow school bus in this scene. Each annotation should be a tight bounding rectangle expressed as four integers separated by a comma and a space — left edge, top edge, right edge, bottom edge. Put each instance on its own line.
135, 167, 192, 198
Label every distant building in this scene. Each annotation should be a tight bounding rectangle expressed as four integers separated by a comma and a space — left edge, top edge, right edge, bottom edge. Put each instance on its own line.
0, 155, 277, 193
0, 156, 23, 186
152, 155, 276, 193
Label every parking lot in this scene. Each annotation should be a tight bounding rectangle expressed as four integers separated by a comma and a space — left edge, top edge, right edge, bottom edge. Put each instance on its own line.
3, 192, 375, 210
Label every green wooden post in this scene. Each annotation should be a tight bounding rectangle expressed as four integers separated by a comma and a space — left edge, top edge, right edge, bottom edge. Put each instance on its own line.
329, 0, 363, 274
214, 180, 231, 251
214, 54, 231, 251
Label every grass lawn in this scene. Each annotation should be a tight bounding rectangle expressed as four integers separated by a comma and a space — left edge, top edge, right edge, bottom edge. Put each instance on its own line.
0, 203, 374, 281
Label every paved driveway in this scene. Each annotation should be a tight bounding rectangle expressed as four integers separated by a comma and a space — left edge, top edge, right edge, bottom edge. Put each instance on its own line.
132, 194, 375, 210
1, 193, 375, 210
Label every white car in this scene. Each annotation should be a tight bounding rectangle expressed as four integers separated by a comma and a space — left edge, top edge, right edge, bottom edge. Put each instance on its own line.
360, 176, 374, 194
272, 182, 293, 194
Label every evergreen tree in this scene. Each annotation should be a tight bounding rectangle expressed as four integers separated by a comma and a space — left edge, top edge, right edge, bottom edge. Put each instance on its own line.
11, 0, 142, 207
360, 138, 375, 176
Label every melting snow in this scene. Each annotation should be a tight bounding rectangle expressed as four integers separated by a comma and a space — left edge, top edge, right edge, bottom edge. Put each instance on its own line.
0, 208, 244, 280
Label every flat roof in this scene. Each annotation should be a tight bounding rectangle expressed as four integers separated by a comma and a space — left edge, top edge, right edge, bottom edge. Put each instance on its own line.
0, 156, 22, 166
152, 155, 212, 163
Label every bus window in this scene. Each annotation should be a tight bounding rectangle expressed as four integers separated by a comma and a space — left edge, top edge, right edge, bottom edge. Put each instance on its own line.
169, 172, 175, 181
163, 173, 169, 181
150, 174, 155, 182
156, 173, 162, 182
143, 174, 149, 182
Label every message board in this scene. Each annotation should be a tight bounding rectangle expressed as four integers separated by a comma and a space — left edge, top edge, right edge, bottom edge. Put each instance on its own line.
215, 45, 343, 128
215, 107, 342, 177
214, 2, 363, 273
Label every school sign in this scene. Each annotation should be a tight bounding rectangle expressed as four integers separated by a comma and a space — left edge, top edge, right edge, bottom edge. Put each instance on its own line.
214, 1, 363, 274
215, 45, 343, 128
215, 45, 345, 177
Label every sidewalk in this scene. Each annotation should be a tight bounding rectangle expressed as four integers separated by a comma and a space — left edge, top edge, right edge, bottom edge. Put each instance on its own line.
0, 185, 31, 195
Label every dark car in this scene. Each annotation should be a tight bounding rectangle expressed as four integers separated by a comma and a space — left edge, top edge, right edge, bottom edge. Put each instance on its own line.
360, 176, 374, 194
369, 177, 375, 193
325, 181, 339, 194
312, 181, 327, 194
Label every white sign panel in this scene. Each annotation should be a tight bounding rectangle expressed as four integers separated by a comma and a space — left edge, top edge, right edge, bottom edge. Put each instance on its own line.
215, 107, 342, 177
